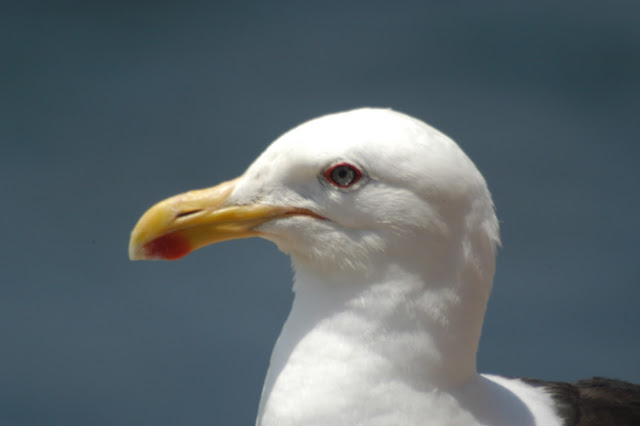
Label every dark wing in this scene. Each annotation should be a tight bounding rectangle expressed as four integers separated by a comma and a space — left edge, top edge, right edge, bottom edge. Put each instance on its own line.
521, 377, 640, 426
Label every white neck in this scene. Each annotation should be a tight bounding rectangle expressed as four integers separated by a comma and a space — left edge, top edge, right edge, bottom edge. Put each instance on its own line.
256, 253, 493, 425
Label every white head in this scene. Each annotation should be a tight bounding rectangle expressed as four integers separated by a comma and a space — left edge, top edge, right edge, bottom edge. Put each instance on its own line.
129, 108, 501, 390
229, 108, 500, 287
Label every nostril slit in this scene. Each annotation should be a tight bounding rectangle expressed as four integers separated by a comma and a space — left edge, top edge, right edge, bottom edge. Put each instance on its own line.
176, 209, 202, 219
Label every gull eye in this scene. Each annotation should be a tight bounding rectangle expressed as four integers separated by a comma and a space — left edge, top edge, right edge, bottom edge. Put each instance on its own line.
324, 163, 362, 188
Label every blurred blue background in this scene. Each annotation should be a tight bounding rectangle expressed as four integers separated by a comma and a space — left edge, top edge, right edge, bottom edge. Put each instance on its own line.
2, 1, 639, 425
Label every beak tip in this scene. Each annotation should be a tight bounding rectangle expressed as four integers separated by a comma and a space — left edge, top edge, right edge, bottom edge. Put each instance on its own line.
128, 242, 145, 261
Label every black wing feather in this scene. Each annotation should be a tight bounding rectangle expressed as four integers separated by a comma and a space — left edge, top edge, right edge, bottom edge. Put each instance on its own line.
521, 377, 640, 426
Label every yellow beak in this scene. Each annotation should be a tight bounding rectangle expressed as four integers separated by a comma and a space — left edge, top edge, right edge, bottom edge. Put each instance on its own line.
128, 177, 315, 261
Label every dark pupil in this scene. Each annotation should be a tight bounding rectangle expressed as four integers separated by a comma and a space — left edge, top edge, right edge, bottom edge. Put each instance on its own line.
333, 166, 354, 185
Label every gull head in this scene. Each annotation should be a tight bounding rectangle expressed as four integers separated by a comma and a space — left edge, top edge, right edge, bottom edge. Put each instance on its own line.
129, 108, 500, 284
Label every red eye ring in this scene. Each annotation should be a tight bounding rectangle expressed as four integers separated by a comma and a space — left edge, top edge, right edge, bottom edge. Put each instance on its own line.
324, 163, 362, 188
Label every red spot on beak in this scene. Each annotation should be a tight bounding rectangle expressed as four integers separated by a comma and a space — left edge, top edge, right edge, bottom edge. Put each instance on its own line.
143, 232, 192, 260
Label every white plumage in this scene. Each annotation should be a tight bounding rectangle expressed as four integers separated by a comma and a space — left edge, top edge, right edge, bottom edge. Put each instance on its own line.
235, 109, 556, 425
130, 108, 639, 425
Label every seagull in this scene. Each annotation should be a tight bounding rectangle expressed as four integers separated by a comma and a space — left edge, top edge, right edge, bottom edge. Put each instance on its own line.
129, 108, 640, 425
